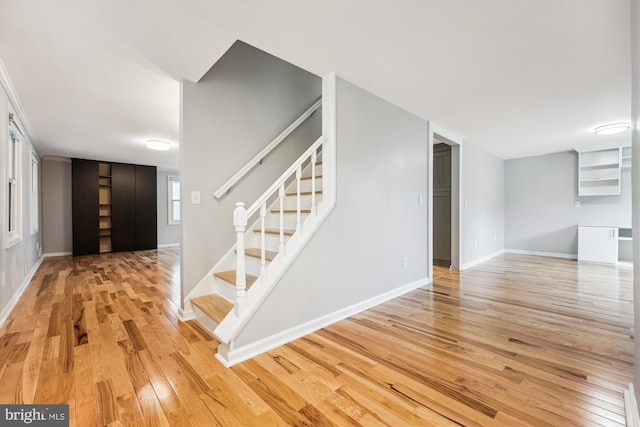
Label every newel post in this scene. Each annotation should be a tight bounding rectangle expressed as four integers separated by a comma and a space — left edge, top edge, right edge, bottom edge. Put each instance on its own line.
233, 202, 248, 314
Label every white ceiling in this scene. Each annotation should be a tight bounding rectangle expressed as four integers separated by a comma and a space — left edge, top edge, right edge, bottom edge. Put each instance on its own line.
0, 0, 631, 169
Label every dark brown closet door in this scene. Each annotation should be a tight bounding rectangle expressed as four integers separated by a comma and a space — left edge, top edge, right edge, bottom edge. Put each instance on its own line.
135, 165, 157, 250
72, 159, 99, 256
111, 163, 136, 252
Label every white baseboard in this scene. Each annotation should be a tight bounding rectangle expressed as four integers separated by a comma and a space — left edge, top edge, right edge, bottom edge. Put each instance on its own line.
43, 251, 72, 258
177, 307, 195, 321
625, 383, 640, 427
158, 243, 180, 248
504, 249, 577, 260
461, 249, 505, 270
0, 256, 44, 329
215, 277, 431, 367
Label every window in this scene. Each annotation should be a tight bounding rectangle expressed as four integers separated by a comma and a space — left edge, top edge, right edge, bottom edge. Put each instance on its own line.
168, 175, 180, 224
30, 148, 39, 234
7, 114, 22, 247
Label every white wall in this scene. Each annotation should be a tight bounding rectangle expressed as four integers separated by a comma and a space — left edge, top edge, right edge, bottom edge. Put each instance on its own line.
180, 41, 321, 304
234, 77, 429, 347
157, 169, 181, 247
0, 80, 43, 325
42, 157, 72, 255
630, 0, 640, 410
461, 141, 505, 267
505, 151, 631, 256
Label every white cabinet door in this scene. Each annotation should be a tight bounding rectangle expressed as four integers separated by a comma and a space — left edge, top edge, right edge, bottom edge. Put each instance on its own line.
578, 226, 618, 263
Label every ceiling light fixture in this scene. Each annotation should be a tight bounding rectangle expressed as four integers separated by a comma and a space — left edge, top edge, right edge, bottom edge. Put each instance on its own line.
594, 123, 630, 135
146, 140, 170, 150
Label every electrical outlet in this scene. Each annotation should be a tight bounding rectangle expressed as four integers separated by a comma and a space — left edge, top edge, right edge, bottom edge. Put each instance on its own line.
574, 201, 581, 208
418, 195, 423, 206
494, 234, 497, 241
1, 272, 4, 288
474, 240, 477, 248
23, 262, 27, 275
403, 257, 408, 269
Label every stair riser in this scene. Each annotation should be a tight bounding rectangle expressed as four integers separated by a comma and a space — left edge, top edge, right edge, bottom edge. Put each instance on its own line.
215, 279, 238, 301
307, 163, 322, 175
299, 178, 323, 193
248, 232, 290, 252
283, 194, 323, 210
265, 213, 308, 229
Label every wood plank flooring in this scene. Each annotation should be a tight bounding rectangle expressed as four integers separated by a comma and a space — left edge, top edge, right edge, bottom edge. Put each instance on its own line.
0, 249, 633, 426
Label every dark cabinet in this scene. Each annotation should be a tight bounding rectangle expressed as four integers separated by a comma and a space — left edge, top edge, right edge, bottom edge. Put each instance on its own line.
72, 159, 100, 256
135, 165, 157, 250
72, 159, 157, 256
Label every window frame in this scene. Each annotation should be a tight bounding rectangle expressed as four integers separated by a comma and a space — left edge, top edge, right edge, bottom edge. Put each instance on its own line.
6, 116, 23, 248
168, 175, 180, 225
30, 147, 39, 234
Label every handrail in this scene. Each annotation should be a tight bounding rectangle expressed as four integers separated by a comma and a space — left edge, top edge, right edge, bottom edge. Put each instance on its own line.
246, 134, 326, 217
214, 97, 322, 199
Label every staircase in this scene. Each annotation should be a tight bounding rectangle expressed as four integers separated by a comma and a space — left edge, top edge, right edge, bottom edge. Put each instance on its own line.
190, 154, 324, 325
182, 73, 336, 366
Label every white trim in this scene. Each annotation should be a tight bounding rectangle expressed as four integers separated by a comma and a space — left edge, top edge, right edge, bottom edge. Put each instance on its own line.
177, 307, 194, 321
504, 248, 577, 260
0, 256, 43, 329
461, 249, 505, 270
625, 383, 640, 427
30, 147, 39, 235
0, 59, 41, 152
215, 277, 431, 367
43, 251, 72, 258
158, 243, 180, 248
158, 167, 180, 173
6, 120, 23, 248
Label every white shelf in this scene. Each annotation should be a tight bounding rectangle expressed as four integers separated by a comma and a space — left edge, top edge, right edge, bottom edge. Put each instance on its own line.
578, 148, 621, 196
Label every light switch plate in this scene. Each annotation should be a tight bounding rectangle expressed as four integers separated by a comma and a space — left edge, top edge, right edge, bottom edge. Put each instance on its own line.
191, 191, 201, 205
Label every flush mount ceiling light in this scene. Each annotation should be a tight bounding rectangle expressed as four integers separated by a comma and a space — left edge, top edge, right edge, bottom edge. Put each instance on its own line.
594, 123, 630, 135
146, 140, 170, 150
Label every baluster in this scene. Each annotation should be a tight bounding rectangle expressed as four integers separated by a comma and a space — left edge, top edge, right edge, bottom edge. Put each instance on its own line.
260, 204, 267, 278
279, 184, 285, 255
233, 202, 248, 313
296, 167, 302, 233
311, 150, 317, 215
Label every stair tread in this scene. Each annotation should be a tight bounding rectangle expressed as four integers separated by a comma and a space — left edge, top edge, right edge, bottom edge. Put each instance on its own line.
214, 270, 258, 287
253, 228, 295, 236
191, 294, 233, 324
286, 190, 323, 196
244, 248, 277, 261
300, 175, 323, 181
271, 209, 312, 214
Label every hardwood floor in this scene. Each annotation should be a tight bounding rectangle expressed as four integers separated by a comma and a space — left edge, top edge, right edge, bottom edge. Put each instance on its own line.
0, 249, 633, 426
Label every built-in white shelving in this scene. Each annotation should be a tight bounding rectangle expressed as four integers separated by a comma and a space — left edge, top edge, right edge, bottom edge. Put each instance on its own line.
622, 146, 632, 168
578, 147, 621, 196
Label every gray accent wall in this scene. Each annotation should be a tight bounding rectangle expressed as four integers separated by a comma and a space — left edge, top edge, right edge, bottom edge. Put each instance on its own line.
234, 77, 429, 347
42, 157, 72, 255
157, 169, 181, 246
505, 151, 631, 256
461, 141, 505, 266
181, 41, 322, 302
0, 83, 43, 324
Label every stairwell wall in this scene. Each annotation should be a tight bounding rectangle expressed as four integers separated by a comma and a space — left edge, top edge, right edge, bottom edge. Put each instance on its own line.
180, 41, 321, 305
233, 77, 429, 348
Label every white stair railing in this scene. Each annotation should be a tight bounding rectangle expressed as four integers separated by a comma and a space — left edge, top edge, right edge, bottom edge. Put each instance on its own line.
214, 97, 322, 199
231, 134, 327, 313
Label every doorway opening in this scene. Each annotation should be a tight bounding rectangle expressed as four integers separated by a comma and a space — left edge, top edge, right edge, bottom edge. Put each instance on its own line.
429, 131, 461, 277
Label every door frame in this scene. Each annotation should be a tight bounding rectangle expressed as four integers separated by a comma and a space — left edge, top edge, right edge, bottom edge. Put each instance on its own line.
428, 124, 463, 281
